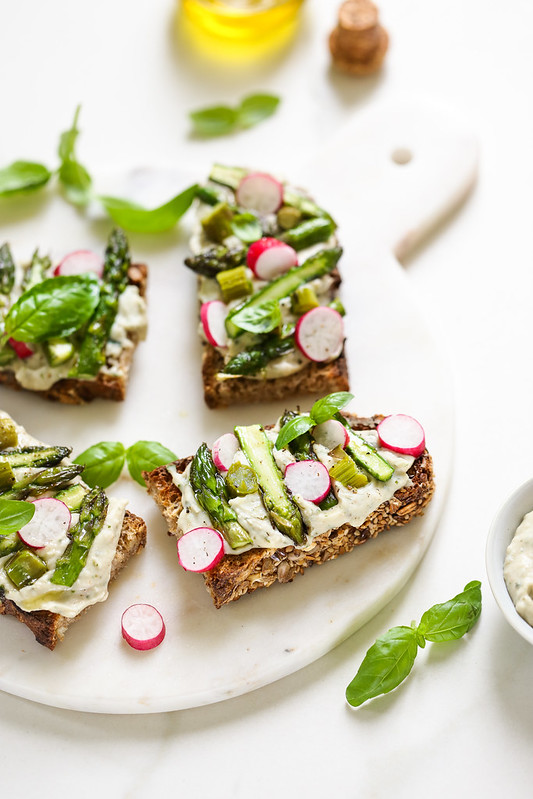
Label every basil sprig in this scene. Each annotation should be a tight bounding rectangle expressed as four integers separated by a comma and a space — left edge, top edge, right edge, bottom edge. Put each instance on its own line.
276, 392, 354, 450
190, 93, 280, 137
57, 105, 92, 206
99, 185, 198, 234
0, 161, 52, 197
346, 581, 482, 708
0, 499, 35, 537
75, 440, 177, 488
0, 274, 100, 346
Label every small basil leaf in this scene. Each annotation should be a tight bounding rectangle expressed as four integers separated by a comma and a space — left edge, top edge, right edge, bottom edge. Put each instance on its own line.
237, 93, 280, 129
99, 184, 198, 233
58, 105, 81, 163
231, 213, 262, 244
74, 441, 126, 488
418, 581, 482, 643
58, 160, 92, 206
190, 105, 239, 137
346, 626, 419, 708
0, 499, 35, 536
2, 274, 100, 345
311, 392, 354, 424
126, 441, 177, 486
275, 415, 314, 450
0, 161, 52, 197
233, 300, 281, 335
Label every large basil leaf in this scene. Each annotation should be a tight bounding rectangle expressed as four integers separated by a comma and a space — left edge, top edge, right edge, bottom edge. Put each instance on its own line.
74, 441, 126, 488
418, 581, 482, 642
232, 300, 282, 335
2, 274, 100, 344
311, 392, 354, 424
0, 161, 52, 197
99, 184, 198, 233
126, 441, 177, 486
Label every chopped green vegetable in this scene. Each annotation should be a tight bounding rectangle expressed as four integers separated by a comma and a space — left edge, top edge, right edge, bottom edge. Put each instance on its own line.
5, 549, 47, 589
328, 455, 368, 488
195, 185, 223, 206
225, 463, 258, 497
235, 424, 305, 545
184, 244, 247, 278
209, 164, 247, 190
201, 202, 234, 243
43, 338, 75, 366
291, 285, 319, 315
277, 205, 302, 230
0, 419, 18, 450
1, 445, 71, 469
50, 488, 109, 587
216, 265, 253, 302
335, 414, 394, 482
54, 482, 87, 512
281, 218, 336, 251
1, 464, 84, 500
279, 410, 337, 511
0, 531, 24, 557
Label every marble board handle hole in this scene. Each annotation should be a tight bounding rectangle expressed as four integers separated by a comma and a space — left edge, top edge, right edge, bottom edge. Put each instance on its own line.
391, 147, 413, 165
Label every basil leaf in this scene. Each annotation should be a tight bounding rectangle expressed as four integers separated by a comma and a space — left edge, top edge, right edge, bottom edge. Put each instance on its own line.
126, 441, 177, 486
0, 161, 52, 197
231, 213, 262, 244
190, 105, 238, 137
99, 184, 198, 233
0, 499, 35, 536
74, 441, 126, 488
418, 581, 482, 642
58, 159, 92, 207
346, 626, 419, 707
311, 392, 354, 424
275, 415, 314, 450
2, 274, 100, 345
233, 300, 282, 335
237, 93, 280, 129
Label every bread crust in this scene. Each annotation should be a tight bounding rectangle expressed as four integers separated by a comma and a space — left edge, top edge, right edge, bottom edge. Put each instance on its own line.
0, 509, 147, 649
0, 263, 148, 404
144, 414, 435, 608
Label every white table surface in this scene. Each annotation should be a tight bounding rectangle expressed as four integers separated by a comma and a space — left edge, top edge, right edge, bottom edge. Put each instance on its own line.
1, 0, 532, 796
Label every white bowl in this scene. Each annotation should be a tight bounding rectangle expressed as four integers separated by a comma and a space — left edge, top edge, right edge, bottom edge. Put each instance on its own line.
486, 477, 533, 645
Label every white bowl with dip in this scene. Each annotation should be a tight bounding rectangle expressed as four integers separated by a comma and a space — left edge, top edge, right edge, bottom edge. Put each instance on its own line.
486, 477, 533, 645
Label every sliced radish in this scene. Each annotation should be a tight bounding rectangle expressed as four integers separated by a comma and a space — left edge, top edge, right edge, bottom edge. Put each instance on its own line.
8, 338, 33, 359
212, 432, 239, 472
284, 460, 331, 504
54, 250, 104, 278
377, 414, 426, 458
246, 238, 298, 281
200, 300, 228, 348
236, 173, 283, 215
121, 604, 166, 651
17, 497, 71, 549
295, 306, 344, 362
177, 526, 225, 572
313, 419, 349, 451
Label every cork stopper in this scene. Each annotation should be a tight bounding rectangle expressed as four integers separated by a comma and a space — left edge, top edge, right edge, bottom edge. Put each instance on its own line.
329, 0, 389, 76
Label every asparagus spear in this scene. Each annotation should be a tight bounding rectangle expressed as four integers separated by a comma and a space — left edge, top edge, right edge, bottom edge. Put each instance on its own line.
335, 413, 394, 482
189, 443, 252, 550
184, 244, 247, 278
1, 445, 72, 469
280, 410, 338, 511
72, 228, 131, 377
226, 247, 342, 337
0, 531, 24, 558
0, 244, 15, 295
50, 487, 109, 587
21, 250, 51, 291
223, 335, 295, 376
209, 164, 247, 190
1, 464, 84, 500
235, 425, 305, 546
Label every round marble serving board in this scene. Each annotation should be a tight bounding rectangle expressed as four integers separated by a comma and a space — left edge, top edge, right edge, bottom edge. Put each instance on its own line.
0, 98, 477, 713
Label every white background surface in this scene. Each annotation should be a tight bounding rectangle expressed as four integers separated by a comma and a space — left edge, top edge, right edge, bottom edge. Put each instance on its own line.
0, 0, 532, 796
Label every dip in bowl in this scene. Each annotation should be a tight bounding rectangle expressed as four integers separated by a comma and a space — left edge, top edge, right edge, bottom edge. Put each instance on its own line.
486, 477, 533, 645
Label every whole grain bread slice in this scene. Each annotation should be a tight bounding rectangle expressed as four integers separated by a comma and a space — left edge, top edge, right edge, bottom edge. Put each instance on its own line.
143, 414, 435, 608
0, 263, 148, 404
0, 509, 147, 649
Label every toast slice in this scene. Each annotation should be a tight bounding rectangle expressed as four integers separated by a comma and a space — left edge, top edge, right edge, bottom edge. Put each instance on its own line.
0, 232, 147, 404
144, 412, 434, 608
0, 412, 147, 648
188, 165, 350, 408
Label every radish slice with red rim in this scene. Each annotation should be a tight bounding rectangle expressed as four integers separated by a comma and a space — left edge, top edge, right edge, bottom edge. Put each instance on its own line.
246, 238, 298, 280
313, 419, 349, 451
177, 527, 225, 572
121, 604, 166, 651
200, 300, 228, 348
295, 306, 344, 362
284, 460, 331, 504
212, 432, 239, 472
377, 414, 426, 458
54, 250, 104, 278
236, 173, 283, 215
8, 338, 33, 359
18, 497, 71, 549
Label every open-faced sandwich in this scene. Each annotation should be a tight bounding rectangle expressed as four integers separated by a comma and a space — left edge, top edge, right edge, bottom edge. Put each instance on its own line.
186, 164, 350, 408
144, 393, 434, 608
0, 228, 147, 403
0, 411, 146, 648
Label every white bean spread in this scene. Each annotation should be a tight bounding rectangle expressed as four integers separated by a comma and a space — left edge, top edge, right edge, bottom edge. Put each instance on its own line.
504, 510, 533, 627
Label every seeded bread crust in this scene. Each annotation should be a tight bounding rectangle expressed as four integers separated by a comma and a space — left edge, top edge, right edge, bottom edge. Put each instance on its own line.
143, 413, 435, 608
0, 510, 147, 650
0, 263, 148, 404
201, 268, 349, 409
